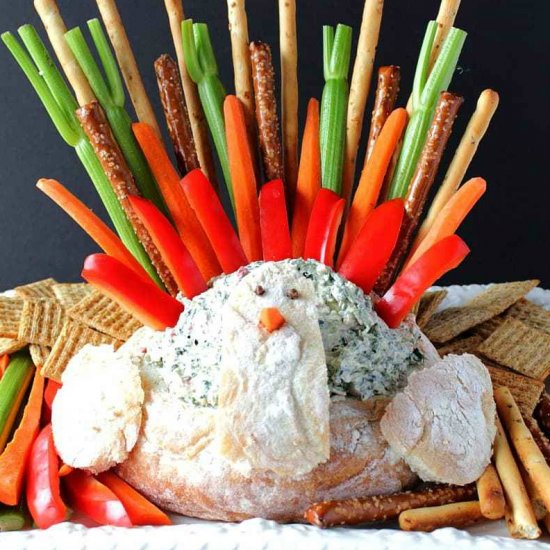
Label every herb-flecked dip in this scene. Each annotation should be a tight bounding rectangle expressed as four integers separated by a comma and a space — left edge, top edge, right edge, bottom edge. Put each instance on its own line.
144, 259, 425, 407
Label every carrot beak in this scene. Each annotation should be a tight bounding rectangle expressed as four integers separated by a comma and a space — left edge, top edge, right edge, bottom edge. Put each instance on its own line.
259, 307, 286, 333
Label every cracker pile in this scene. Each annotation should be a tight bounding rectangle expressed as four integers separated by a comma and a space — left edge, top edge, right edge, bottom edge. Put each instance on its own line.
0, 279, 142, 381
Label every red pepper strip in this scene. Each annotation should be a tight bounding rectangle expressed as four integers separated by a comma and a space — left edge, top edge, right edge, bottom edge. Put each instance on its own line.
44, 379, 61, 411
181, 169, 248, 274
375, 235, 470, 328
26, 425, 69, 529
82, 254, 184, 330
338, 199, 404, 294
128, 196, 207, 298
97, 471, 171, 526
303, 189, 345, 267
259, 180, 292, 262
64, 470, 132, 527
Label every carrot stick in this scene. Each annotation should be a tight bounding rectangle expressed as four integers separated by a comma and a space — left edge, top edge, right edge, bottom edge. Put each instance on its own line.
404, 177, 486, 268
132, 122, 222, 282
223, 95, 262, 262
36, 178, 151, 281
291, 98, 321, 258
0, 356, 9, 381
338, 108, 407, 266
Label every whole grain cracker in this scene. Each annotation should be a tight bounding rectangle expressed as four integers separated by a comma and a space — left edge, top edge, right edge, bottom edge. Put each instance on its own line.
0, 297, 25, 338
0, 338, 26, 355
18, 300, 65, 347
417, 290, 448, 329
67, 290, 142, 341
29, 344, 51, 368
41, 320, 120, 382
507, 299, 550, 335
478, 317, 550, 381
471, 315, 505, 340
424, 280, 539, 343
52, 283, 92, 309
14, 278, 57, 301
437, 334, 485, 357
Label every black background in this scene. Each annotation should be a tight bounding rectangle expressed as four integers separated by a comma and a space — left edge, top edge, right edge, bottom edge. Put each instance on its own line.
0, 0, 548, 290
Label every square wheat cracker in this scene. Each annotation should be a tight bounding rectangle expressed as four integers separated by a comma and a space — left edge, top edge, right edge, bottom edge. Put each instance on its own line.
506, 299, 550, 335
52, 283, 92, 309
14, 278, 57, 301
18, 300, 65, 347
0, 296, 25, 338
0, 338, 26, 355
437, 334, 485, 357
416, 290, 448, 329
29, 344, 51, 368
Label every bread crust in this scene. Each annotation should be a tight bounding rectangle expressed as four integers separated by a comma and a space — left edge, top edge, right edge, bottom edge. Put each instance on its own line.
117, 394, 416, 522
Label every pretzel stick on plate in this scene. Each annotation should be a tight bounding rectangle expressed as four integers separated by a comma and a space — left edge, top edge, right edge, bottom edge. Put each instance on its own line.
476, 464, 505, 519
341, 0, 384, 207
493, 415, 541, 539
278, 0, 299, 204
375, 91, 463, 294
399, 501, 484, 532
414, 89, 499, 246
305, 484, 476, 528
77, 101, 178, 296
250, 41, 284, 182
34, 0, 95, 106
154, 54, 199, 175
163, 0, 218, 188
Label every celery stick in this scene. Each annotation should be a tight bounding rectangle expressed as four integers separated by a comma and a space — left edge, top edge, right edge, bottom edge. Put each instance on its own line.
0, 507, 26, 532
387, 24, 467, 199
320, 24, 352, 195
0, 353, 33, 453
65, 21, 167, 214
2, 28, 159, 284
181, 20, 233, 207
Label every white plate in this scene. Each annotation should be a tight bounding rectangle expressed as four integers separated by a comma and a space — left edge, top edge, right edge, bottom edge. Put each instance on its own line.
2, 284, 550, 549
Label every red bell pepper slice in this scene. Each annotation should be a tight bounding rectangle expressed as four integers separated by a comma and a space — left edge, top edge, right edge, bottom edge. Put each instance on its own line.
303, 189, 345, 267
338, 199, 404, 294
82, 254, 184, 331
97, 471, 171, 526
375, 234, 470, 328
259, 180, 292, 262
128, 196, 207, 298
181, 169, 248, 274
26, 424, 69, 529
44, 379, 61, 411
64, 470, 132, 527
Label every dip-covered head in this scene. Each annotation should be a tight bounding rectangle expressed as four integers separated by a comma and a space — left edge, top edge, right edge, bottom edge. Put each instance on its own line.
144, 259, 427, 407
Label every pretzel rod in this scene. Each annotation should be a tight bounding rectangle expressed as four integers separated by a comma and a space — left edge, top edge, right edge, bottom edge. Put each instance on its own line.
34, 0, 95, 106
342, 0, 384, 206
95, 0, 162, 139
524, 415, 550, 464
495, 387, 550, 514
399, 501, 484, 532
154, 54, 199, 175
278, 0, 299, 204
476, 464, 505, 519
250, 41, 284, 182
366, 65, 401, 160
375, 91, 463, 294
305, 484, 476, 527
163, 0, 218, 188
415, 89, 499, 245
77, 101, 178, 296
493, 415, 541, 539
428, 0, 462, 70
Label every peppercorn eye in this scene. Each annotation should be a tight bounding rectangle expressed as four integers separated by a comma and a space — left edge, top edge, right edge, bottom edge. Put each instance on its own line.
286, 288, 299, 300
255, 285, 266, 296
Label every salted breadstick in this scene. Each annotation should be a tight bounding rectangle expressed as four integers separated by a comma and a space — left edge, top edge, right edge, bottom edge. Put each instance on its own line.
95, 0, 162, 138
305, 484, 476, 527
34, 0, 95, 106
278, 0, 299, 202
519, 462, 548, 521
493, 416, 541, 539
416, 89, 499, 244
476, 464, 505, 519
154, 54, 199, 175
399, 501, 484, 532
77, 101, 178, 296
342, 0, 384, 206
163, 0, 217, 188
495, 387, 550, 514
250, 41, 284, 182
428, 0, 462, 70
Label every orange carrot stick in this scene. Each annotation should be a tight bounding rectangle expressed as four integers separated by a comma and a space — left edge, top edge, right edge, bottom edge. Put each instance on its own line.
37, 178, 150, 281
338, 108, 408, 266
132, 122, 222, 281
404, 177, 486, 269
291, 98, 321, 258
223, 95, 262, 262
0, 355, 9, 381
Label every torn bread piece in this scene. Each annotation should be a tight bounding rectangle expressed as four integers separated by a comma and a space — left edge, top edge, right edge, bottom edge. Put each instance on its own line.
381, 354, 495, 485
217, 262, 330, 477
52, 343, 144, 474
